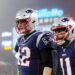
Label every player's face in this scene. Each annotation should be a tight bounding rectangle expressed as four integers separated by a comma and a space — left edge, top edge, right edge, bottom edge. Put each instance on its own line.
16, 19, 35, 34
54, 28, 66, 41
16, 19, 28, 28
16, 19, 30, 33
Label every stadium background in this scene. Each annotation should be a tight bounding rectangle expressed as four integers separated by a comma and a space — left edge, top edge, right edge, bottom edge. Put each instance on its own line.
0, 0, 75, 75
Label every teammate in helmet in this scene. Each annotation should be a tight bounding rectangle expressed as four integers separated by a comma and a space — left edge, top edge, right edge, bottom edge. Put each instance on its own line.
51, 17, 75, 75
14, 8, 55, 75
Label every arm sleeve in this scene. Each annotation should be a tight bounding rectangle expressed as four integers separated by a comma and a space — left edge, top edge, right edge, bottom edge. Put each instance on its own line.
37, 32, 55, 50
14, 43, 19, 52
40, 47, 53, 68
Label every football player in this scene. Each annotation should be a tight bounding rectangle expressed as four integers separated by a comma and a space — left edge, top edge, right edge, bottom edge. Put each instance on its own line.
14, 8, 54, 75
51, 17, 75, 75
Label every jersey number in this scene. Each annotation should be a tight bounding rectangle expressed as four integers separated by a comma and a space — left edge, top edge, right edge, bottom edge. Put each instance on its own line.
18, 47, 31, 67
60, 57, 72, 75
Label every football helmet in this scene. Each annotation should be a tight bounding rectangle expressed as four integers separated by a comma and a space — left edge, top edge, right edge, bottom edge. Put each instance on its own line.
15, 8, 38, 34
51, 17, 75, 45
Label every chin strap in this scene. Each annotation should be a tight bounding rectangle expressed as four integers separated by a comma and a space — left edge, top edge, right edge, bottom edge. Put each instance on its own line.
57, 40, 65, 45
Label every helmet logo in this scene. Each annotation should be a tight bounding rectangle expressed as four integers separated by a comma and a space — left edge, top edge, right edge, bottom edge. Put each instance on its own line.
25, 10, 33, 13
61, 18, 69, 22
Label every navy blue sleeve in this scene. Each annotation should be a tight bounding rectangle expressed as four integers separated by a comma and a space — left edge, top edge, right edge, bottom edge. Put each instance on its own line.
37, 32, 55, 50
14, 43, 19, 52
14, 36, 22, 52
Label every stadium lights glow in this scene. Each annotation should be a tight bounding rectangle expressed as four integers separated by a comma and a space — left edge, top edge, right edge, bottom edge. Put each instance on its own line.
2, 40, 12, 46
35, 8, 64, 18
3, 46, 12, 50
1, 32, 12, 37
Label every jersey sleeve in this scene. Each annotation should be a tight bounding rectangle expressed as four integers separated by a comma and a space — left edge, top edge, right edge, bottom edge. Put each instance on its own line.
14, 36, 22, 52
14, 42, 19, 52
14, 37, 20, 52
36, 32, 55, 50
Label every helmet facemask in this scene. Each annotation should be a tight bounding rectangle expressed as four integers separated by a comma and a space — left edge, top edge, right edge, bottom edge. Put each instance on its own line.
15, 18, 31, 34
51, 25, 72, 45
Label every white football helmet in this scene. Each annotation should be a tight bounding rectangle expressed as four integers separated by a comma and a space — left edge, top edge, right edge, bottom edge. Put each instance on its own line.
51, 17, 75, 45
15, 8, 38, 34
